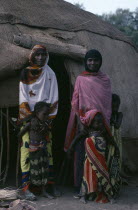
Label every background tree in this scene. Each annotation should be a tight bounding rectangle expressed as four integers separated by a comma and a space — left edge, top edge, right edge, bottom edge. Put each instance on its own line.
74, 2, 85, 10
100, 8, 138, 48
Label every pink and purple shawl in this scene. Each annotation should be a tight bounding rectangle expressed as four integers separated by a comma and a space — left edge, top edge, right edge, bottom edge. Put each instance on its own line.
64, 71, 112, 151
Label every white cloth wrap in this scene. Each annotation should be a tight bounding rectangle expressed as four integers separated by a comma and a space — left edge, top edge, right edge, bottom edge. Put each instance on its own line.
19, 63, 58, 117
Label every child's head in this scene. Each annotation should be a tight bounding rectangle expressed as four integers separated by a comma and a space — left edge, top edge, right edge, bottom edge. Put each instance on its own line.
89, 113, 104, 131
34, 101, 51, 121
112, 94, 121, 113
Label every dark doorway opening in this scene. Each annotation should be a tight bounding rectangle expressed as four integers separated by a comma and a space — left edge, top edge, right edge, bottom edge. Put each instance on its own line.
0, 107, 19, 186
48, 55, 71, 180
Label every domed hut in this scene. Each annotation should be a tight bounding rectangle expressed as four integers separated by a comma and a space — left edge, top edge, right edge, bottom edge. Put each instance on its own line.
0, 0, 137, 184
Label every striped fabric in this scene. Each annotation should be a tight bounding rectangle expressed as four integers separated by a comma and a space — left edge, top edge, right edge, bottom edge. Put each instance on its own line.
80, 136, 114, 203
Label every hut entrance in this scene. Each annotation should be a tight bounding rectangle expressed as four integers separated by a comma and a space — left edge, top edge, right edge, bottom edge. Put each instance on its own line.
0, 107, 19, 186
0, 55, 71, 186
48, 55, 71, 180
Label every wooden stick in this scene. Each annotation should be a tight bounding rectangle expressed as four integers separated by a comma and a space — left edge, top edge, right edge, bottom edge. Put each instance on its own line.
16, 142, 20, 187
3, 108, 10, 185
0, 109, 4, 180
13, 34, 86, 60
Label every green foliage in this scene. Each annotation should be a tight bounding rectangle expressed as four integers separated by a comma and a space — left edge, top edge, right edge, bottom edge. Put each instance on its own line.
74, 2, 85, 10
100, 8, 138, 48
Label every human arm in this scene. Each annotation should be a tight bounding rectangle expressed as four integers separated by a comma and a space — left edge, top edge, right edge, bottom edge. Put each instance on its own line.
71, 77, 80, 113
17, 122, 30, 141
110, 112, 123, 129
106, 134, 120, 156
67, 127, 88, 156
47, 68, 58, 117
104, 127, 119, 148
115, 112, 123, 129
19, 81, 32, 120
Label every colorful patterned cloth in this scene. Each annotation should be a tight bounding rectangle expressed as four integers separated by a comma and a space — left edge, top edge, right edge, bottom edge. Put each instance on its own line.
20, 130, 54, 190
30, 149, 49, 186
111, 126, 122, 170
81, 134, 121, 203
81, 136, 112, 203
75, 110, 121, 203
19, 62, 58, 119
19, 45, 58, 190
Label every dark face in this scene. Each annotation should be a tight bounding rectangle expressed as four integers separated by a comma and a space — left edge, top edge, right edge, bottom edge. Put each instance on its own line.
33, 49, 47, 67
86, 57, 101, 72
36, 106, 49, 122
90, 114, 104, 130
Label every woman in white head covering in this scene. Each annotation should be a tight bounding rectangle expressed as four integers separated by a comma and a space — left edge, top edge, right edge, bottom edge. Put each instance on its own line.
19, 45, 58, 200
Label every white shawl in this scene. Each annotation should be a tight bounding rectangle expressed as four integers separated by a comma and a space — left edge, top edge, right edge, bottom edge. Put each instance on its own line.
19, 63, 58, 117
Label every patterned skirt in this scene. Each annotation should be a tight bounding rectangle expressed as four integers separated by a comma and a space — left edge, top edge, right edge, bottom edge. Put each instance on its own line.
21, 131, 54, 191
111, 126, 122, 170
80, 136, 121, 203
29, 149, 49, 186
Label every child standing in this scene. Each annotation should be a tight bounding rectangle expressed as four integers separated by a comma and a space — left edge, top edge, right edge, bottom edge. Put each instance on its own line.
68, 110, 121, 204
110, 94, 123, 170
18, 101, 54, 199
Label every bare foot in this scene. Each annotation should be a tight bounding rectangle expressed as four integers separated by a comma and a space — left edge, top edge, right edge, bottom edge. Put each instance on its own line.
88, 192, 97, 201
24, 189, 37, 201
80, 196, 87, 204
50, 185, 62, 197
42, 191, 54, 199
110, 198, 116, 204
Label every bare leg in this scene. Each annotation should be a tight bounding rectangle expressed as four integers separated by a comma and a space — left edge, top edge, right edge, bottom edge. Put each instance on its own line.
42, 186, 54, 199
51, 184, 62, 197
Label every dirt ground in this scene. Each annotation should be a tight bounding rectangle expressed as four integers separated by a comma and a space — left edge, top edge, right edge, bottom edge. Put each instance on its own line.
0, 176, 138, 210
32, 177, 138, 210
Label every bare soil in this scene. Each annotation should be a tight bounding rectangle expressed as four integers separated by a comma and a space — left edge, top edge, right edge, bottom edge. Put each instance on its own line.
34, 177, 138, 210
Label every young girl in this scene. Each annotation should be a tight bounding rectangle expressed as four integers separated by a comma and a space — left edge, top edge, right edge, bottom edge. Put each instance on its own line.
18, 101, 54, 199
68, 110, 121, 204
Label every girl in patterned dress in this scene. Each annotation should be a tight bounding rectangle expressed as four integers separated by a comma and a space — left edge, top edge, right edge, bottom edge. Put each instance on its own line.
68, 110, 121, 204
18, 101, 54, 199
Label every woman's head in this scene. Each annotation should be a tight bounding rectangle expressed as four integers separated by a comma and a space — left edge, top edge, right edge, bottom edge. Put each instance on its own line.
84, 49, 102, 72
29, 45, 48, 67
34, 101, 51, 122
112, 94, 121, 113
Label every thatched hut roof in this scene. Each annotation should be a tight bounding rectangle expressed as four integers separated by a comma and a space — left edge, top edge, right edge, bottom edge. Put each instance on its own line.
0, 0, 138, 141
0, 0, 137, 77
0, 0, 133, 45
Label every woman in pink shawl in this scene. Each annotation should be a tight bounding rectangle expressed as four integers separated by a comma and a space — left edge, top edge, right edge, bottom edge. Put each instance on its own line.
64, 49, 112, 196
